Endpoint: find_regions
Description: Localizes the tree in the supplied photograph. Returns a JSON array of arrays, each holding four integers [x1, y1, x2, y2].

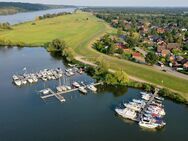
[[116, 47, 124, 54], [114, 70, 129, 85], [183, 44, 188, 51], [62, 47, 74, 62], [126, 36, 135, 48], [105, 73, 117, 85], [48, 39, 67, 52], [117, 28, 123, 36], [145, 52, 158, 65], [94, 57, 109, 80], [105, 70, 129, 85]]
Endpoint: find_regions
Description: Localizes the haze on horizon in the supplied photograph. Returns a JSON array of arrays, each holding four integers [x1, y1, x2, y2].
[[0, 0, 188, 7]]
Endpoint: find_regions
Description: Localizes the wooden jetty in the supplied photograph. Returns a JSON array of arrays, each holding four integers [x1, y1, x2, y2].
[[136, 88, 159, 122], [40, 82, 102, 103]]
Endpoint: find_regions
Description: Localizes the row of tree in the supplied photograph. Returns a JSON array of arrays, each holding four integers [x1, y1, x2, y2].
[[94, 57, 129, 85], [36, 12, 71, 20], [47, 39, 74, 62], [0, 22, 12, 30]]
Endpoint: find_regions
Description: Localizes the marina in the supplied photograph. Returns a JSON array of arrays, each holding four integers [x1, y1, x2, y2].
[[40, 82, 101, 103], [1, 47, 188, 141], [12, 66, 85, 86], [115, 89, 166, 129]]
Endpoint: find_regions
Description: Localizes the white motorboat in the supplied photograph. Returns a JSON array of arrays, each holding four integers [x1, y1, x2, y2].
[[140, 92, 152, 95], [33, 77, 38, 83], [28, 78, 33, 83], [87, 84, 97, 92], [65, 86, 71, 90], [14, 79, 22, 86], [142, 94, 151, 101], [72, 82, 80, 88], [133, 99, 145, 104], [56, 86, 63, 92], [79, 86, 87, 94], [115, 108, 137, 120], [65, 72, 71, 77], [12, 75, 19, 80], [155, 96, 164, 101], [124, 102, 142, 112], [51, 76, 56, 80], [61, 86, 67, 91], [41, 89, 50, 95], [47, 75, 52, 80], [21, 79, 27, 85], [139, 119, 158, 129], [68, 64, 76, 67], [42, 77, 47, 81]]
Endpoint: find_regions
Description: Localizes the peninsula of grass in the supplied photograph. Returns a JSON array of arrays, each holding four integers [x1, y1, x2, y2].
[[0, 11, 188, 101]]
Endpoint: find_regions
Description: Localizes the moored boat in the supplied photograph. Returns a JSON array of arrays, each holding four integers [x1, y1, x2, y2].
[[79, 86, 87, 94], [72, 82, 80, 88], [87, 84, 97, 92], [115, 107, 137, 120]]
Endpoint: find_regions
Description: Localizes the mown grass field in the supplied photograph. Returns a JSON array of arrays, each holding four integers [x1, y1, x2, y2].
[[0, 11, 188, 100]]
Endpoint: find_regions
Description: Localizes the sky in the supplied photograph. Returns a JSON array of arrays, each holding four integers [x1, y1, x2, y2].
[[0, 0, 188, 7]]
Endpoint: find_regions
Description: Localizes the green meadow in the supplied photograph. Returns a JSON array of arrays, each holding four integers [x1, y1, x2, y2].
[[0, 11, 188, 100]]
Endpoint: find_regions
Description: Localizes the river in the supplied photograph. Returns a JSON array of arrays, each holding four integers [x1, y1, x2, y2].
[[0, 47, 188, 141], [0, 8, 75, 25]]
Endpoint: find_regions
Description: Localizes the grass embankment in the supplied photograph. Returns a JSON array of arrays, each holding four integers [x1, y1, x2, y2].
[[0, 11, 188, 100]]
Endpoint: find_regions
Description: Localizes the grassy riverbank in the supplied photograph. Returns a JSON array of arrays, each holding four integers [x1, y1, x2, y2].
[[0, 11, 188, 101]]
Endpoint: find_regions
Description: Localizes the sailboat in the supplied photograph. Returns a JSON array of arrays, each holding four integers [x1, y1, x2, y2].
[[40, 82, 49, 95], [56, 74, 67, 92]]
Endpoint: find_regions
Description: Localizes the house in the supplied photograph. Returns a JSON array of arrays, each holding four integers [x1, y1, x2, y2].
[[169, 55, 175, 62], [173, 61, 181, 67], [124, 24, 132, 30], [139, 26, 148, 33], [181, 28, 187, 32], [116, 43, 126, 49], [157, 27, 165, 34], [183, 61, 188, 70], [150, 35, 162, 42], [167, 43, 180, 51], [132, 52, 145, 63], [132, 52, 141, 58], [176, 56, 184, 62], [157, 41, 167, 53], [112, 19, 118, 24], [181, 58, 188, 65], [161, 49, 171, 57]]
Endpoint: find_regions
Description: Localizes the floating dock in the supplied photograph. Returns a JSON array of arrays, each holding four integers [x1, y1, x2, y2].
[[40, 82, 102, 103], [136, 88, 159, 122]]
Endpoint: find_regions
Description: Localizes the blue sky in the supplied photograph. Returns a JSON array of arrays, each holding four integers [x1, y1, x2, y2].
[[0, 0, 187, 7]]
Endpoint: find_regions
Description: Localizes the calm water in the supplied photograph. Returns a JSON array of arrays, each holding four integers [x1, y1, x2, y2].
[[0, 47, 188, 141], [0, 8, 75, 25]]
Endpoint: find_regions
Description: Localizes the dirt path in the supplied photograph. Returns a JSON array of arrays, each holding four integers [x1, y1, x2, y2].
[[75, 55, 187, 100]]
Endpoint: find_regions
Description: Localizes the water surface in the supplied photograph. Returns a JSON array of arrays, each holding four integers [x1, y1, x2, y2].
[[0, 47, 187, 141], [0, 8, 75, 25]]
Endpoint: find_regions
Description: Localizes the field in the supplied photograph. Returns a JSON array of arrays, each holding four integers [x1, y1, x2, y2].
[[0, 11, 188, 100]]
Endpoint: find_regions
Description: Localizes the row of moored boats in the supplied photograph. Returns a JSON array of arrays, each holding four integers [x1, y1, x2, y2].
[[12, 67, 84, 86], [115, 92, 166, 130], [41, 81, 97, 95]]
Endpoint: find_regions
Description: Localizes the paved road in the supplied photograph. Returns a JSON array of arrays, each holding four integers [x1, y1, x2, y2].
[[75, 56, 187, 96], [154, 65, 188, 80], [134, 47, 188, 80]]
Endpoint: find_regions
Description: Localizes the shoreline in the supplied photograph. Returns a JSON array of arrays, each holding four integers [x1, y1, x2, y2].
[[1, 45, 188, 104], [0, 11, 187, 103]]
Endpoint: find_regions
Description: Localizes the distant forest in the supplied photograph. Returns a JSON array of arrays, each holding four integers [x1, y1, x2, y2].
[[84, 7, 188, 15], [0, 2, 76, 15]]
